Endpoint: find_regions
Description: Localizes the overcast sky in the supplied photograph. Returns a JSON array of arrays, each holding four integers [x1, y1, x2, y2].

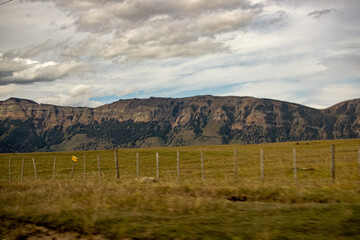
[[0, 0, 359, 108]]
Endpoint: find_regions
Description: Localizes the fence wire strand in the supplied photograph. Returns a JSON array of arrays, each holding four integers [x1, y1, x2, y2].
[[1, 143, 360, 184]]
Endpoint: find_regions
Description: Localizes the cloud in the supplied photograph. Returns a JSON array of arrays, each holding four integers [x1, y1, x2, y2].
[[36, 93, 101, 108], [39, 0, 259, 24], [307, 9, 332, 18], [24, 0, 264, 61], [101, 38, 227, 61], [4, 40, 55, 60], [69, 84, 92, 97], [0, 84, 17, 96], [31, 82, 100, 107], [0, 56, 88, 85], [311, 83, 360, 107], [4, 37, 106, 63], [75, 8, 111, 33], [223, 79, 310, 104]]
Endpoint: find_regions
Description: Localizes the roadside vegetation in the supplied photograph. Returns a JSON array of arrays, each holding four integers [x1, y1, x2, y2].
[[1, 139, 360, 239]]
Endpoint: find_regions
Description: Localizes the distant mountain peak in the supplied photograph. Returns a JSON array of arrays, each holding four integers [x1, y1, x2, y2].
[[3, 97, 38, 105]]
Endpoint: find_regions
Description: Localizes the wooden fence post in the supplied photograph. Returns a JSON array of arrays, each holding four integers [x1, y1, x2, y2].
[[115, 149, 119, 179], [293, 148, 297, 183], [97, 154, 101, 182], [70, 161, 75, 179], [32, 158, 38, 181], [177, 150, 180, 182], [156, 152, 159, 182], [331, 144, 335, 182], [201, 150, 205, 181], [234, 149, 238, 182], [358, 147, 360, 183], [9, 158, 12, 183], [136, 152, 139, 178], [52, 157, 56, 180], [83, 154, 86, 180], [21, 158, 25, 181], [260, 148, 264, 182]]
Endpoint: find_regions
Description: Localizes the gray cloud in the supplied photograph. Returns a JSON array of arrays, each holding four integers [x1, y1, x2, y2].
[[102, 38, 228, 61], [107, 0, 259, 22], [65, 0, 262, 35], [4, 40, 55, 60], [0, 58, 29, 78], [23, 0, 263, 61], [307, 9, 332, 18], [4, 37, 103, 63], [0, 56, 88, 85]]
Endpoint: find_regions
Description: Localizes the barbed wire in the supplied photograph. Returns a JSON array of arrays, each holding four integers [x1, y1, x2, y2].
[[0, 0, 15, 6]]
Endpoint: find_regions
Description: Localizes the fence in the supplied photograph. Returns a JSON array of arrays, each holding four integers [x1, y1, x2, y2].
[[1, 142, 360, 184]]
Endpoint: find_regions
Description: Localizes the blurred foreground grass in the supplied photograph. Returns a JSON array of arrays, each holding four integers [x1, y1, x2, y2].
[[1, 180, 360, 239], [1, 139, 360, 239]]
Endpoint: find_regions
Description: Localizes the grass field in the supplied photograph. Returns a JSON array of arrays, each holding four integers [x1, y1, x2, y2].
[[1, 139, 360, 239]]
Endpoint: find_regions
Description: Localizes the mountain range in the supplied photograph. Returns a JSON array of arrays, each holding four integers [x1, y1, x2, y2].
[[0, 95, 359, 153]]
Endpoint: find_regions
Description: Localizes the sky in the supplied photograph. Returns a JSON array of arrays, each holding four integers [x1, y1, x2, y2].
[[0, 0, 359, 109]]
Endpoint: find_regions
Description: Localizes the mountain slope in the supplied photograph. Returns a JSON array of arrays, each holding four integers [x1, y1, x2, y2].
[[0, 96, 359, 152]]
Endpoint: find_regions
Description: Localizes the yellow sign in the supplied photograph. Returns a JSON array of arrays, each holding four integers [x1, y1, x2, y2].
[[72, 156, 78, 162]]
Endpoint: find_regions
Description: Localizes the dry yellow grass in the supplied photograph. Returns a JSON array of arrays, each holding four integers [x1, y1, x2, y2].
[[1, 139, 360, 239], [1, 139, 359, 184]]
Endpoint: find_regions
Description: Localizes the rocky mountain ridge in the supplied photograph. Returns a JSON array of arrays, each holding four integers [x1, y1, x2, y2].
[[0, 95, 359, 152]]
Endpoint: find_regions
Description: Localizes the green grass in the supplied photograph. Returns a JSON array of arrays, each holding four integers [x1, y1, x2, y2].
[[1, 139, 360, 184], [1, 139, 360, 239]]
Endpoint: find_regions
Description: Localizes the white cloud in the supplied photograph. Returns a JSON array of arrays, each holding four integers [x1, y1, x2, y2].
[[69, 84, 92, 97], [0, 56, 88, 85], [36, 94, 101, 108], [31, 81, 100, 107]]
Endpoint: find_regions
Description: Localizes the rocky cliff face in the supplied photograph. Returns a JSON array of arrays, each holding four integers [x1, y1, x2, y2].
[[0, 96, 359, 152]]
